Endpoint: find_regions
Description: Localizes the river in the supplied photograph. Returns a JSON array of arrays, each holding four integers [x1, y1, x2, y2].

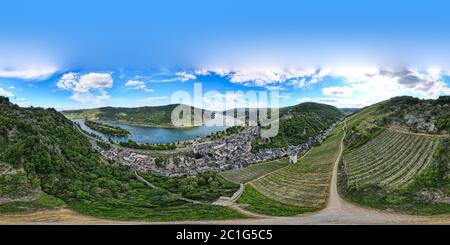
[[73, 119, 231, 144]]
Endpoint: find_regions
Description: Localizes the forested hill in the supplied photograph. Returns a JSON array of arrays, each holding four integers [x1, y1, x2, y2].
[[62, 104, 209, 127], [280, 102, 344, 118], [253, 102, 345, 150], [0, 96, 100, 200], [339, 108, 360, 115]]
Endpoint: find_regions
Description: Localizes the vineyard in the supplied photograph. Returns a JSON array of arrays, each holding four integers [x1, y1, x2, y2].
[[220, 158, 289, 183], [344, 129, 438, 187], [245, 127, 343, 209]]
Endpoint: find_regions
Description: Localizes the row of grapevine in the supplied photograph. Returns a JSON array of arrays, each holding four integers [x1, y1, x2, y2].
[[249, 129, 343, 208], [344, 129, 438, 187], [220, 158, 289, 183]]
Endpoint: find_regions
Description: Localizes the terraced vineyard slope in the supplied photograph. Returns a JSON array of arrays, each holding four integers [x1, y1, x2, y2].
[[221, 158, 289, 184], [243, 127, 343, 211], [339, 96, 450, 215], [344, 129, 438, 187]]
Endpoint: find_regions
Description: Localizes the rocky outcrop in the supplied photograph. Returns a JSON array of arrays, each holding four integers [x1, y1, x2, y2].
[[0, 162, 41, 205], [415, 190, 450, 204], [0, 191, 41, 205], [403, 114, 437, 133]]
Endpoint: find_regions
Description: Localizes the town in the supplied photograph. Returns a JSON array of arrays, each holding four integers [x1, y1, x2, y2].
[[91, 122, 339, 177]]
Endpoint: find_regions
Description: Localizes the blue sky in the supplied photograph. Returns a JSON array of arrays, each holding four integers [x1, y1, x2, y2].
[[0, 0, 449, 110]]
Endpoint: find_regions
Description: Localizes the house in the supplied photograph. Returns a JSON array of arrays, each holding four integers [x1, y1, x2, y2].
[[289, 152, 298, 164]]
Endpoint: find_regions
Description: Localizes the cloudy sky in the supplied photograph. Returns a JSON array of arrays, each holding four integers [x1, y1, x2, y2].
[[0, 0, 449, 110]]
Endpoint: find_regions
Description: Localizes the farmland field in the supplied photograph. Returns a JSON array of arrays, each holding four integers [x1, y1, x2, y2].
[[239, 126, 343, 211], [220, 158, 289, 183], [343, 129, 438, 187]]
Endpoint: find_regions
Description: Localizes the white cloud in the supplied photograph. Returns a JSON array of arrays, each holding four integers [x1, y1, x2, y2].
[[288, 78, 306, 88], [125, 80, 144, 86], [74, 73, 113, 93], [227, 68, 317, 86], [193, 67, 319, 88], [56, 72, 78, 90], [228, 70, 283, 85], [207, 68, 232, 77], [57, 72, 113, 104], [175, 72, 196, 82], [125, 80, 153, 92], [194, 69, 211, 76], [193, 66, 447, 99], [298, 67, 450, 108], [183, 67, 450, 104], [0, 67, 57, 80], [393, 69, 450, 98], [0, 87, 14, 97], [57, 72, 113, 92], [265, 85, 287, 91], [146, 71, 197, 83], [136, 85, 154, 92], [331, 68, 450, 99]]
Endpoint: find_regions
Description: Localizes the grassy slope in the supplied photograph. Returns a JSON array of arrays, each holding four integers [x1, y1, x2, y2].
[[220, 158, 289, 184], [0, 193, 64, 213], [69, 191, 245, 222], [238, 125, 343, 215], [141, 171, 240, 202], [237, 185, 316, 216]]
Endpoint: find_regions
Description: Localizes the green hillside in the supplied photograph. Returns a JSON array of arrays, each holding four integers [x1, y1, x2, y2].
[[0, 96, 244, 221], [253, 102, 344, 150], [63, 104, 210, 127]]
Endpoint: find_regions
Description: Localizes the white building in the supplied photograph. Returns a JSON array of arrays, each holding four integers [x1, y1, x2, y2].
[[289, 152, 298, 164]]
